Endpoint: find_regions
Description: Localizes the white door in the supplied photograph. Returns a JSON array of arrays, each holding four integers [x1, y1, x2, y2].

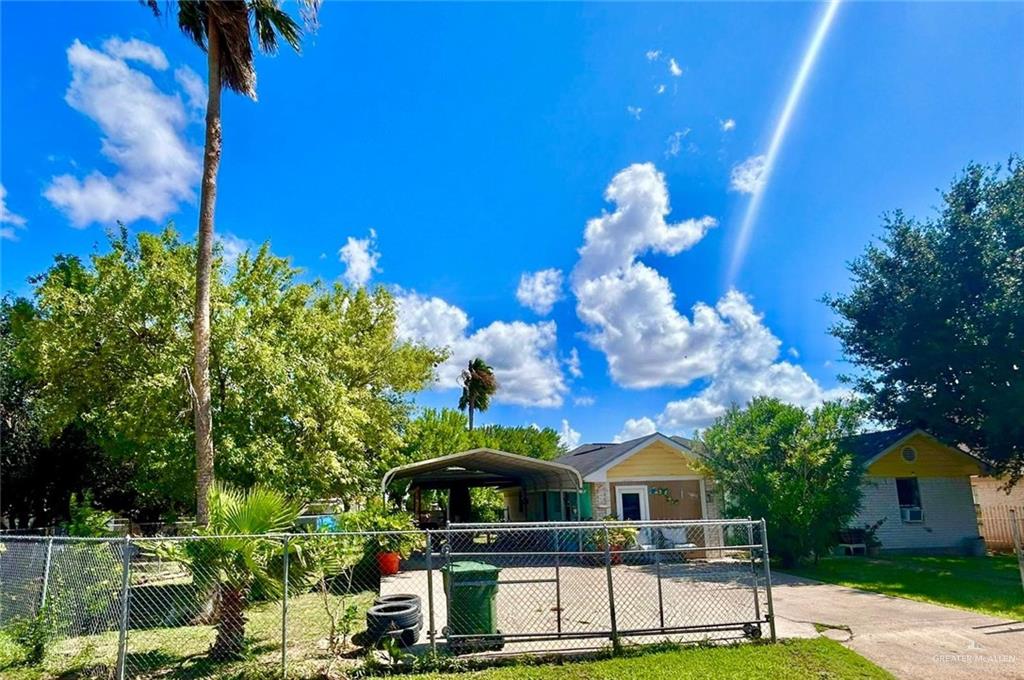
[[615, 485, 651, 545]]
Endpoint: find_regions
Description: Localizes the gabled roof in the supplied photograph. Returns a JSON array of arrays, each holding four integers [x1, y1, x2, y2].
[[555, 432, 701, 479], [840, 426, 919, 467], [840, 426, 987, 470]]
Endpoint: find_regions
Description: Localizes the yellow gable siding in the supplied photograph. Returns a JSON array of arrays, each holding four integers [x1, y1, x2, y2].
[[607, 441, 702, 480], [866, 432, 982, 477]]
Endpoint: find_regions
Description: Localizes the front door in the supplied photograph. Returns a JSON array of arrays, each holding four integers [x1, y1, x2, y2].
[[615, 485, 649, 521], [615, 485, 650, 545]]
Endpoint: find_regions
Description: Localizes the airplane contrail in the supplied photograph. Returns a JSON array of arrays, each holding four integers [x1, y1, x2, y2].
[[727, 0, 842, 285]]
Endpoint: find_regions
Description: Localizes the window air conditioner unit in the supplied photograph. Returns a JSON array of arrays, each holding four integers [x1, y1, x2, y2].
[[900, 507, 923, 522]]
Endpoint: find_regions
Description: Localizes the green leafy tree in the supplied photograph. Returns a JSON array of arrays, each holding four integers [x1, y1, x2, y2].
[[826, 159, 1024, 483], [143, 0, 322, 524], [16, 228, 443, 516], [401, 408, 564, 461], [458, 358, 497, 430], [699, 397, 864, 567]]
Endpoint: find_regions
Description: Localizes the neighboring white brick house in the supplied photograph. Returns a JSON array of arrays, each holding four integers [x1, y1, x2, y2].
[[843, 428, 986, 554], [853, 476, 980, 552]]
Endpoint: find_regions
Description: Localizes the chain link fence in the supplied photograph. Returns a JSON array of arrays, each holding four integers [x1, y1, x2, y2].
[[0, 518, 773, 678]]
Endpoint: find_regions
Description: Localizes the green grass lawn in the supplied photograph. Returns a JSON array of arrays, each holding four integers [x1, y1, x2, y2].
[[404, 639, 892, 680], [1, 589, 376, 680], [787, 554, 1024, 620]]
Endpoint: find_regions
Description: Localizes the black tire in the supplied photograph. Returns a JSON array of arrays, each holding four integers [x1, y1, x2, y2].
[[366, 602, 421, 633], [374, 593, 422, 611], [399, 623, 422, 647]]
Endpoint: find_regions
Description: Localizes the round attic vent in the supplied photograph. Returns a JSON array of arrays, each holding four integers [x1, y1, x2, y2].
[[901, 446, 917, 463]]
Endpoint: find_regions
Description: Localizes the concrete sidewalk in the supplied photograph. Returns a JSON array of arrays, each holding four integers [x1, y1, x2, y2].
[[771, 572, 1023, 680]]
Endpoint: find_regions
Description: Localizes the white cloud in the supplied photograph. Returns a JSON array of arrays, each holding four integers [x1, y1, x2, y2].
[[664, 129, 691, 158], [614, 417, 657, 443], [217, 232, 254, 268], [730, 154, 767, 194], [174, 66, 207, 113], [573, 395, 595, 407], [44, 39, 201, 227], [788, 346, 800, 358], [395, 291, 567, 407], [566, 347, 583, 378], [720, 118, 736, 132], [569, 164, 846, 435], [101, 37, 169, 70], [626, 106, 643, 120], [559, 419, 581, 449], [516, 268, 563, 315], [645, 50, 661, 61], [573, 162, 716, 288], [656, 84, 666, 95], [668, 58, 683, 77], [339, 229, 381, 287], [1, 185, 27, 241]]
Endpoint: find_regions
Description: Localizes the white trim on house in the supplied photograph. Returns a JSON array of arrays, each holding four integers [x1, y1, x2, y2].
[[584, 434, 702, 482], [615, 485, 650, 521]]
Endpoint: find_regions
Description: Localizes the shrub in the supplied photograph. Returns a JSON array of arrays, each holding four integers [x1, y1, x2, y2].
[[699, 397, 864, 567]]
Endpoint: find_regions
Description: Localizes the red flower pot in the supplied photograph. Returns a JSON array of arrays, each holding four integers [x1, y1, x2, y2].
[[377, 551, 401, 575]]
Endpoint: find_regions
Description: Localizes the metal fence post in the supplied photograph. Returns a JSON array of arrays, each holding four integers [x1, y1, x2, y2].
[[39, 537, 54, 612], [554, 528, 562, 634], [603, 526, 618, 647], [281, 536, 289, 679], [654, 543, 665, 630], [1010, 509, 1024, 597], [115, 536, 132, 680], [758, 518, 776, 643], [747, 521, 761, 623], [425, 531, 436, 652]]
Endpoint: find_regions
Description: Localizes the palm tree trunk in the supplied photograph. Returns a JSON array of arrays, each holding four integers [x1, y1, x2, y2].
[[211, 584, 247, 659], [468, 402, 474, 431], [193, 15, 222, 526]]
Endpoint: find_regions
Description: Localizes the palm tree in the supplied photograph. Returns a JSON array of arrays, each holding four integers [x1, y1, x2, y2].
[[458, 358, 497, 431], [144, 0, 320, 524], [153, 483, 305, 658]]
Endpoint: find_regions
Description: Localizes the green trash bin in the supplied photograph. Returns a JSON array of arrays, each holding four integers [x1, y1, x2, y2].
[[442, 560, 503, 651]]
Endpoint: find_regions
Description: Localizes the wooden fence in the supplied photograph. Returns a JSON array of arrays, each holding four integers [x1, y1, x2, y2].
[[976, 504, 1024, 552]]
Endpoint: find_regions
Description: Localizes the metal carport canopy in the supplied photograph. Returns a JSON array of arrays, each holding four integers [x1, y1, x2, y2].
[[381, 448, 583, 493]]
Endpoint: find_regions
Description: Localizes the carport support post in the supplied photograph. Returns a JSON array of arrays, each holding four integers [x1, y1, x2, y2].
[[759, 518, 776, 643], [603, 526, 619, 649], [1010, 509, 1024, 597], [115, 535, 132, 680], [281, 536, 289, 678], [425, 531, 437, 652]]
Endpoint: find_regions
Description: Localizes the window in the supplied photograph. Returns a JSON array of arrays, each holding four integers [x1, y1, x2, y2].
[[895, 477, 923, 522]]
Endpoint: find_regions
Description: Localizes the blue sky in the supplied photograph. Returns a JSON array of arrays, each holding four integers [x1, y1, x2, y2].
[[2, 2, 1022, 447]]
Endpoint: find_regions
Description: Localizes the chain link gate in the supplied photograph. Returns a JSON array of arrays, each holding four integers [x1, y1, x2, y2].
[[425, 518, 774, 655]]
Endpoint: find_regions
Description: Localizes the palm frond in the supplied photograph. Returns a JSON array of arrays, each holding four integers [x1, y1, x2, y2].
[[250, 0, 301, 53]]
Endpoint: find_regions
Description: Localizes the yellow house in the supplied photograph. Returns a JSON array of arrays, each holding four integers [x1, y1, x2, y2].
[[842, 427, 986, 552], [555, 433, 718, 524]]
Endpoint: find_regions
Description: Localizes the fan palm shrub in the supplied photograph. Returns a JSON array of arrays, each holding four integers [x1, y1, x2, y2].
[[153, 483, 303, 658]]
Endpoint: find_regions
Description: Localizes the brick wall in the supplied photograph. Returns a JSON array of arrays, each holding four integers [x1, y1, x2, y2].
[[853, 475, 980, 551]]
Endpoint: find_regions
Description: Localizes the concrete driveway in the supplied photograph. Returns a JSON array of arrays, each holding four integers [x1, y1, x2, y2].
[[772, 572, 1024, 680]]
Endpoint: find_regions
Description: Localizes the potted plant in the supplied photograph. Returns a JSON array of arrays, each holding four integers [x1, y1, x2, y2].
[[594, 516, 639, 565], [365, 509, 420, 576], [863, 518, 885, 557]]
